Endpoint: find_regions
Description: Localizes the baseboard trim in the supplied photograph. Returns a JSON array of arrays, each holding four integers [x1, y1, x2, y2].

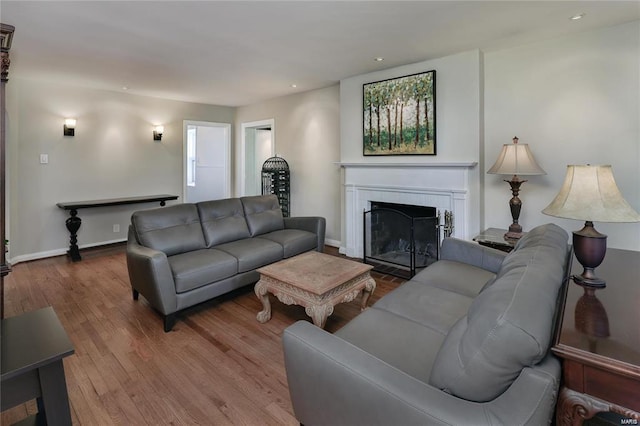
[[9, 238, 127, 265], [12, 237, 342, 266], [324, 238, 341, 248]]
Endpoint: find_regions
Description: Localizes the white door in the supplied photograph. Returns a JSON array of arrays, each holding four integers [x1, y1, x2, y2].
[[184, 121, 231, 203], [241, 119, 275, 196]]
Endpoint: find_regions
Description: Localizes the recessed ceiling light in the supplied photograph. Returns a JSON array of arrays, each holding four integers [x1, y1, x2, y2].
[[122, 86, 129, 91], [290, 84, 297, 88], [570, 13, 585, 20], [374, 57, 384, 62]]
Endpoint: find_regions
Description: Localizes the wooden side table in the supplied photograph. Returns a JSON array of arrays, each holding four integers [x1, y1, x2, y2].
[[552, 248, 640, 424], [1, 306, 75, 425], [473, 228, 520, 252]]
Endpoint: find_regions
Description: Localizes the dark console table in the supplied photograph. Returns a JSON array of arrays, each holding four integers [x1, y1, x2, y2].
[[1, 306, 75, 425], [553, 248, 640, 424], [56, 194, 178, 261]]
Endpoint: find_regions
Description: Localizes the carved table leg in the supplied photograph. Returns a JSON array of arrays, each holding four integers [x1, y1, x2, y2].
[[65, 209, 82, 261], [305, 303, 334, 329], [360, 276, 376, 311], [556, 387, 639, 426], [255, 280, 272, 323]]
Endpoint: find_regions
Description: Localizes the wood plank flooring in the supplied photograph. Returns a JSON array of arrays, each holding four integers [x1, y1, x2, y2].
[[1, 245, 404, 425]]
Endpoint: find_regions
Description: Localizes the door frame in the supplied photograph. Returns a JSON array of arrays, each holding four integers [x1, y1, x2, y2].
[[240, 118, 275, 196], [182, 120, 231, 203]]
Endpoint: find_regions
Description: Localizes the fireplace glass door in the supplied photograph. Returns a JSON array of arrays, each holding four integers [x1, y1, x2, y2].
[[363, 202, 440, 279]]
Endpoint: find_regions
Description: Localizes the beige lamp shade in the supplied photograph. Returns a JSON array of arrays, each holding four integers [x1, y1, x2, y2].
[[487, 137, 546, 176], [542, 165, 640, 223]]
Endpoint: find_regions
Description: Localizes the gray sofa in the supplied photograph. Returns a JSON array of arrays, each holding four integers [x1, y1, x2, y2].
[[283, 223, 571, 425], [127, 195, 325, 331]]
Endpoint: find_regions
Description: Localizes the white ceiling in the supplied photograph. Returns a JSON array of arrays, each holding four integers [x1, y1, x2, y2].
[[2, 1, 639, 107]]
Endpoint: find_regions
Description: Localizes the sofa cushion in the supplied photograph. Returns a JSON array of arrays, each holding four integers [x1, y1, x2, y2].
[[214, 238, 283, 273], [410, 260, 496, 298], [496, 222, 571, 280], [132, 204, 206, 256], [336, 307, 447, 383], [428, 223, 569, 402], [373, 281, 474, 335], [197, 198, 251, 247], [256, 229, 317, 258], [240, 195, 284, 236], [168, 249, 238, 293]]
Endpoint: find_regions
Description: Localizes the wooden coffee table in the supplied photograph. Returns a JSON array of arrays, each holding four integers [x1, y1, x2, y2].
[[254, 251, 376, 328]]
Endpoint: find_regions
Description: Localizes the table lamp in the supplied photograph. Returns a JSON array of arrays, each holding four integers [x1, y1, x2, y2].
[[488, 137, 546, 239], [542, 165, 640, 288]]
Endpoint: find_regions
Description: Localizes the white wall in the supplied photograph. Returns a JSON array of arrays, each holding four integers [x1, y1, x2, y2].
[[340, 50, 482, 164], [235, 85, 341, 245], [484, 21, 640, 250], [6, 78, 235, 261]]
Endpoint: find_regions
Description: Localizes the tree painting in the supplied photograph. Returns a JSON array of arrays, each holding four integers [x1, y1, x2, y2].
[[363, 70, 436, 156]]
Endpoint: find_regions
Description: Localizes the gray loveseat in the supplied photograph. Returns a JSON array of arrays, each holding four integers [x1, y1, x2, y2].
[[283, 223, 571, 425], [127, 195, 325, 331]]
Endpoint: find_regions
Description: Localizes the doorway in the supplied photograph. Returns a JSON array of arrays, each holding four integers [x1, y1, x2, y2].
[[240, 119, 275, 196], [183, 120, 231, 203]]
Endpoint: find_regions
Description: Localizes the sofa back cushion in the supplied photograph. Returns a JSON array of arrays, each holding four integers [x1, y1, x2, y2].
[[240, 195, 284, 236], [197, 198, 251, 247], [429, 223, 569, 402], [131, 203, 206, 256]]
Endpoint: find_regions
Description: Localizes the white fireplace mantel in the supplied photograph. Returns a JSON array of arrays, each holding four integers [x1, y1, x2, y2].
[[337, 161, 478, 168], [341, 161, 478, 258]]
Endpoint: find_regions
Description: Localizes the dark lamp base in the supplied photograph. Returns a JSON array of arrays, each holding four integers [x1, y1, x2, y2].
[[572, 273, 606, 289], [503, 176, 526, 240], [504, 230, 523, 240], [572, 221, 607, 289]]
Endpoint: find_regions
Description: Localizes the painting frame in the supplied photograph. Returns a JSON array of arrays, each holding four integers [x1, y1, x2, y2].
[[363, 70, 436, 156]]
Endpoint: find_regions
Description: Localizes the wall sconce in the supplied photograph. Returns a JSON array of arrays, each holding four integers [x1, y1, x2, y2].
[[153, 125, 164, 141], [63, 118, 76, 136]]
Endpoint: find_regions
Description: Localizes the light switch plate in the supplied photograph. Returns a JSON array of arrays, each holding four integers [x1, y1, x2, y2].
[[39, 154, 49, 164]]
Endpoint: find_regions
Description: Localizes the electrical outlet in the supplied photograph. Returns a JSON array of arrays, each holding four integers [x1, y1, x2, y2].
[[113, 224, 120, 233], [40, 154, 49, 164]]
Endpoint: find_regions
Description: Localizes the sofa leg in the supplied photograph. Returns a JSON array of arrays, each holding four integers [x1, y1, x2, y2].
[[132, 289, 139, 301], [163, 313, 177, 332]]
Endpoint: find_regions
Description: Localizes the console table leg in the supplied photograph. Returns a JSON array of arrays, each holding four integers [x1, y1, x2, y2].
[[65, 209, 82, 261]]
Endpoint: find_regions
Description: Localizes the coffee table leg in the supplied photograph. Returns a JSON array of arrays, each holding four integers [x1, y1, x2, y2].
[[360, 277, 377, 310], [306, 304, 334, 329], [255, 280, 272, 323]]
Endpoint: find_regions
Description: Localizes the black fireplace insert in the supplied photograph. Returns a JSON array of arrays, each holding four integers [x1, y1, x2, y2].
[[363, 201, 442, 279]]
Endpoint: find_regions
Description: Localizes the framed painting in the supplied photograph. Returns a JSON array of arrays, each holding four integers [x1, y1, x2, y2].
[[363, 70, 436, 156]]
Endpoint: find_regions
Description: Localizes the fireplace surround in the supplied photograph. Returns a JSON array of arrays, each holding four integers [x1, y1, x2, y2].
[[341, 162, 478, 259]]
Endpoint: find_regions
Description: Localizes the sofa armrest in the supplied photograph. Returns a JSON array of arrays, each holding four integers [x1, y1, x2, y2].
[[283, 321, 559, 426], [440, 237, 507, 274], [126, 227, 177, 315], [284, 216, 326, 252]]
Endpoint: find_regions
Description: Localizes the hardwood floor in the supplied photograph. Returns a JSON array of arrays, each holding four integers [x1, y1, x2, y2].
[[2, 245, 404, 425]]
